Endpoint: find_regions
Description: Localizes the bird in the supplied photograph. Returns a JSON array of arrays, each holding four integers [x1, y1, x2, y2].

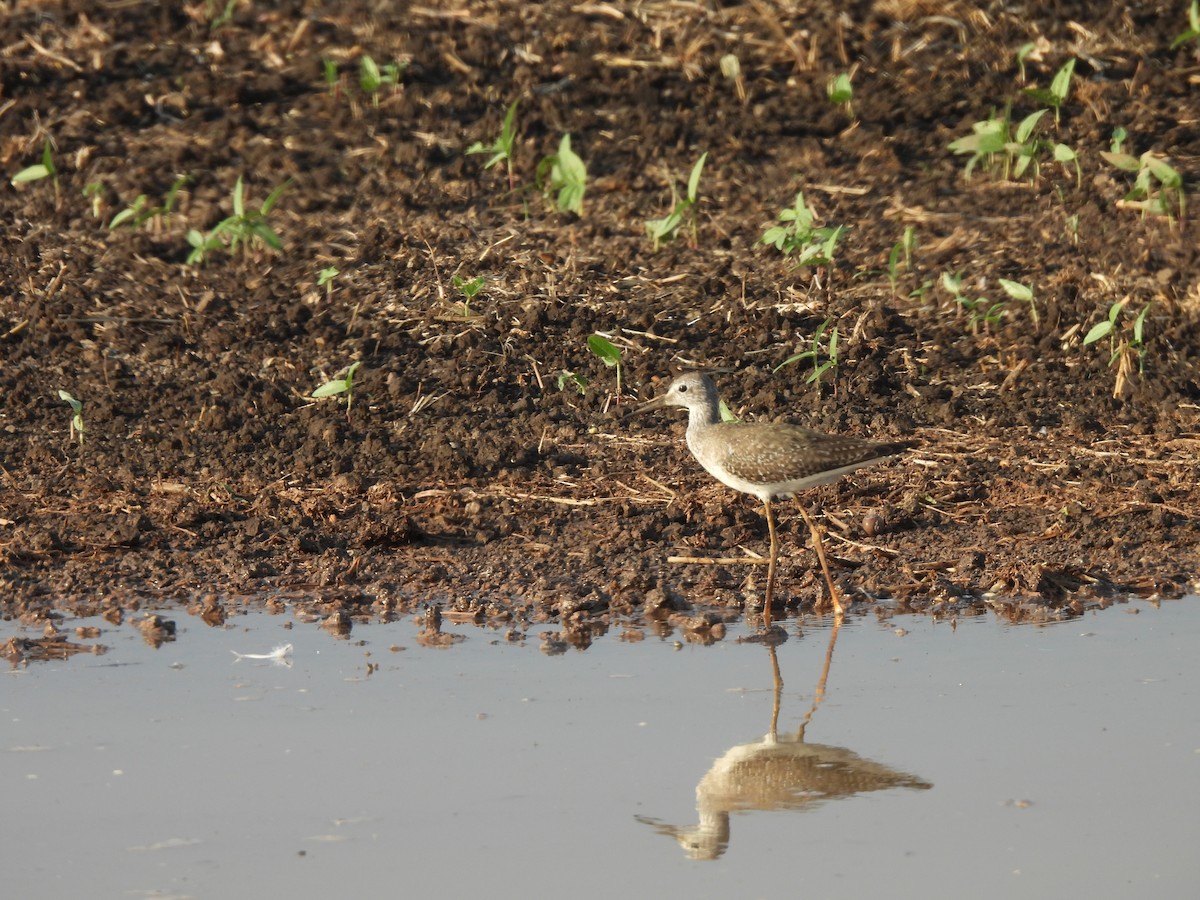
[[630, 371, 909, 626]]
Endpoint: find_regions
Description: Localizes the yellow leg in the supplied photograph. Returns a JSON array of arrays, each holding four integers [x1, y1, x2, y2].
[[763, 498, 777, 628], [799, 505, 844, 617]]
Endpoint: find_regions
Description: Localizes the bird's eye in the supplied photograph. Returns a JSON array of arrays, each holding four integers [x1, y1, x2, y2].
[[678, 385, 688, 393]]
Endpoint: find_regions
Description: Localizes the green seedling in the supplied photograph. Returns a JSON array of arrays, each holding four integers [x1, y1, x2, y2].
[[999, 278, 1038, 328], [207, 0, 239, 29], [761, 192, 846, 272], [187, 175, 289, 265], [57, 390, 85, 447], [111, 175, 189, 232], [467, 100, 519, 192], [1052, 141, 1081, 186], [887, 243, 904, 297], [317, 266, 340, 300], [943, 272, 1005, 335], [557, 370, 588, 396], [1065, 212, 1080, 244], [718, 399, 739, 423], [1024, 58, 1075, 126], [537, 134, 587, 215], [82, 181, 104, 218], [586, 334, 622, 402], [1171, 0, 1200, 49], [827, 71, 853, 117], [773, 317, 840, 394], [11, 140, 58, 199], [949, 106, 1076, 184], [908, 278, 935, 302], [1015, 42, 1036, 82], [359, 55, 403, 106], [645, 151, 707, 250], [1100, 140, 1186, 222], [901, 225, 916, 270], [886, 226, 917, 297], [450, 274, 485, 318], [1082, 302, 1151, 399], [312, 361, 362, 418], [1110, 126, 1128, 154], [322, 59, 340, 95]]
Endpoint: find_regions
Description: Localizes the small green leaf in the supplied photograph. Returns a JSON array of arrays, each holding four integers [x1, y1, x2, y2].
[[232, 175, 246, 217], [1014, 109, 1048, 143], [557, 370, 587, 395], [1133, 303, 1151, 343], [587, 334, 621, 367], [999, 279, 1033, 302], [12, 164, 51, 184], [1049, 58, 1076, 104], [827, 72, 853, 105], [1082, 320, 1113, 345], [58, 390, 82, 414], [452, 274, 485, 298], [1143, 155, 1181, 188], [686, 151, 707, 203], [1052, 144, 1077, 163]]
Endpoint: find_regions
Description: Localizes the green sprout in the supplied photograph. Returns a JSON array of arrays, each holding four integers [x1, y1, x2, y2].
[[886, 226, 917, 297], [943, 272, 1006, 335], [187, 175, 289, 266], [322, 59, 340, 95], [827, 71, 853, 117], [1024, 58, 1075, 126], [773, 316, 840, 394], [82, 181, 104, 219], [317, 266, 340, 300], [537, 134, 587, 215], [1015, 42, 1036, 82], [467, 100, 519, 192], [557, 370, 588, 396], [110, 175, 189, 232], [1100, 139, 1186, 222], [1110, 127, 1128, 154], [208, 0, 238, 30], [11, 140, 58, 200], [999, 278, 1038, 328], [450, 274, 485, 318], [58, 390, 85, 447], [312, 361, 362, 418], [586, 334, 622, 402], [1065, 212, 1080, 244], [949, 107, 1076, 184], [359, 55, 403, 106], [760, 191, 846, 272], [645, 151, 707, 250], [1171, 1, 1200, 50], [1082, 302, 1152, 398]]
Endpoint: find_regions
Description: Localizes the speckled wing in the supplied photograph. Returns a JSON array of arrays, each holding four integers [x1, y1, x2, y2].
[[713, 423, 907, 494]]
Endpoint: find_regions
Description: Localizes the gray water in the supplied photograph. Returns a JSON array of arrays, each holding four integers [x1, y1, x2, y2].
[[4, 598, 1198, 899]]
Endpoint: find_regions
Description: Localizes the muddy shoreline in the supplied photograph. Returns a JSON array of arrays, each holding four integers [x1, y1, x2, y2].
[[3, 2, 1198, 650]]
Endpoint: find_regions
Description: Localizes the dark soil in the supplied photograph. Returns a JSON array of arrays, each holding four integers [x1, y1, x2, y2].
[[3, 1, 1199, 654]]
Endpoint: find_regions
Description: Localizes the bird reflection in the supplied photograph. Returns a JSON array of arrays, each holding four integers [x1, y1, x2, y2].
[[638, 619, 932, 860]]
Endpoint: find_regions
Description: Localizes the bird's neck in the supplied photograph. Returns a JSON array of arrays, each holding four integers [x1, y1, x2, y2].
[[686, 400, 722, 436]]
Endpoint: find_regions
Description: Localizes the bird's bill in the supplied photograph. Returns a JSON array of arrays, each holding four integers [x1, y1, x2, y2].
[[626, 391, 670, 417]]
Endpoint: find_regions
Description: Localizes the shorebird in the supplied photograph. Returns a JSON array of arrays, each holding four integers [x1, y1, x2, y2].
[[632, 371, 909, 625]]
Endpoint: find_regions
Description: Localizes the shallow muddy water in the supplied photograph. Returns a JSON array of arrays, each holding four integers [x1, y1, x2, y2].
[[4, 599, 1198, 899]]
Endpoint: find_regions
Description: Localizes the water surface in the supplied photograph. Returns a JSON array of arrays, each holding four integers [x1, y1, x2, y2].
[[4, 599, 1198, 898]]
